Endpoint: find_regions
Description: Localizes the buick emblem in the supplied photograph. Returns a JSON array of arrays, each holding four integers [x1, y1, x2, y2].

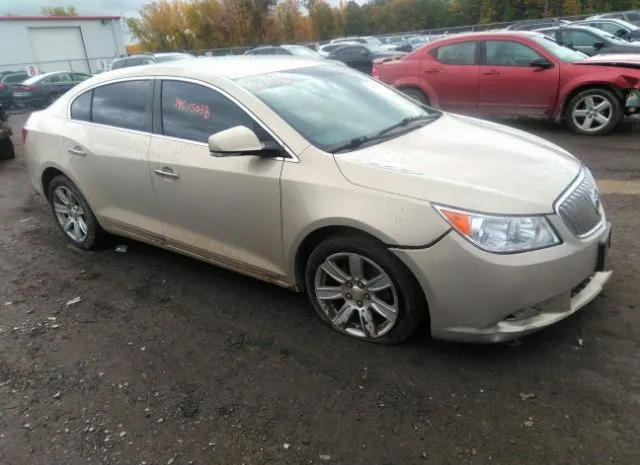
[[589, 187, 600, 212]]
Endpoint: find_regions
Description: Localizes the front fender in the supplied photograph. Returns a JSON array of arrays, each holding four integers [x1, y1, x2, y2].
[[555, 77, 634, 121]]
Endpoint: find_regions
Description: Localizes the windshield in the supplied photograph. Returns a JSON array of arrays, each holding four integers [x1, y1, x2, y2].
[[283, 45, 325, 59], [235, 65, 438, 152], [531, 35, 588, 62]]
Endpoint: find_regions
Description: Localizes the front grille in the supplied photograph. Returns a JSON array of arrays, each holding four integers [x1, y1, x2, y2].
[[556, 168, 603, 238]]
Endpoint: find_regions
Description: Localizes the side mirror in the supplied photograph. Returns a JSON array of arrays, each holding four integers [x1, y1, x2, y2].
[[208, 126, 281, 158], [593, 41, 605, 50], [530, 57, 554, 69], [616, 29, 628, 37]]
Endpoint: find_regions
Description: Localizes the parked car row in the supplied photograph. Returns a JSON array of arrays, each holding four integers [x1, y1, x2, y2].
[[23, 56, 613, 345], [245, 40, 406, 75]]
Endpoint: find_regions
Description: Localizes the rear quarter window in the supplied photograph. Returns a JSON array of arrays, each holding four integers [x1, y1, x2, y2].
[[70, 90, 92, 122]]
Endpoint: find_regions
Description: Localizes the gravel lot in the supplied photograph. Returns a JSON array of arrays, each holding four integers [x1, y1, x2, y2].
[[1, 112, 639, 465]]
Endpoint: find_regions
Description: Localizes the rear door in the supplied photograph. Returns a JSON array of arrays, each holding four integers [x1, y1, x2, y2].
[[337, 46, 371, 73], [421, 40, 479, 114], [478, 39, 559, 118], [62, 79, 162, 239]]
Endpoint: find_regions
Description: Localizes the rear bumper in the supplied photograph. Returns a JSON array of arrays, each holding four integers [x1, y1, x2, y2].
[[391, 218, 612, 343], [12, 95, 41, 107]]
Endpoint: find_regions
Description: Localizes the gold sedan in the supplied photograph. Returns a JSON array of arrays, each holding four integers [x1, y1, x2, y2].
[[23, 57, 612, 344]]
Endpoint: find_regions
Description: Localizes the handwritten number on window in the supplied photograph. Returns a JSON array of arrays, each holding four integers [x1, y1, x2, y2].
[[175, 97, 211, 120]]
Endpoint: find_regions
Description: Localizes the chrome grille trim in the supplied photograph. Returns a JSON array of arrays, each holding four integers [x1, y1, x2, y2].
[[555, 167, 603, 239]]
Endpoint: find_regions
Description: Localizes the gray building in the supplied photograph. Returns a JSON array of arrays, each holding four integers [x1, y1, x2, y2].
[[0, 15, 126, 75]]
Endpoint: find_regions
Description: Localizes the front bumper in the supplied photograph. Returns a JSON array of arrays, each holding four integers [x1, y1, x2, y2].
[[391, 218, 612, 343]]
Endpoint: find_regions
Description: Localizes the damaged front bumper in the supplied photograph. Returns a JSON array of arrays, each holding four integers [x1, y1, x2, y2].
[[625, 88, 640, 116]]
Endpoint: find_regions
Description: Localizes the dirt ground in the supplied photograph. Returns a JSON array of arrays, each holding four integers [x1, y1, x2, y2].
[[1, 112, 639, 465]]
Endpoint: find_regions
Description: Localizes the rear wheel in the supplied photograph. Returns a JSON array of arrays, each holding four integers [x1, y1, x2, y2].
[[0, 136, 14, 161], [565, 88, 622, 136], [400, 87, 429, 105], [304, 233, 427, 344], [47, 175, 107, 250]]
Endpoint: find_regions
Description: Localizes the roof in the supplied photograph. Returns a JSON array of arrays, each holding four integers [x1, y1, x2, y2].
[[92, 56, 325, 82], [0, 15, 120, 21], [432, 30, 541, 40]]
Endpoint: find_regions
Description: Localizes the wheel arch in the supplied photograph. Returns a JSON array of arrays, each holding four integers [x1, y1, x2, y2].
[[41, 165, 66, 201], [293, 224, 396, 293], [555, 82, 625, 122]]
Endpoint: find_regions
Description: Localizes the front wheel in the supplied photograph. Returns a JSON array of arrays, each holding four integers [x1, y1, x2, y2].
[[304, 234, 427, 344], [565, 88, 622, 136], [47, 175, 107, 249]]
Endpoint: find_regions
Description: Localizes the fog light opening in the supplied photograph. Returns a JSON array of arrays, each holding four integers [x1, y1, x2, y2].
[[504, 303, 544, 322]]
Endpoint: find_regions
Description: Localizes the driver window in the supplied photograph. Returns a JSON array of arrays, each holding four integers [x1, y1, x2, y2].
[[485, 40, 543, 66], [160, 80, 269, 144], [562, 30, 596, 47]]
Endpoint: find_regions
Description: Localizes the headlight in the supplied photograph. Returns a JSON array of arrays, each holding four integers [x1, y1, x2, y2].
[[434, 205, 560, 253]]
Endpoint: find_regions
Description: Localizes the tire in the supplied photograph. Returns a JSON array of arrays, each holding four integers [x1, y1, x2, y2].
[[400, 87, 429, 105], [47, 174, 107, 250], [304, 233, 427, 344], [565, 88, 622, 136], [0, 136, 14, 161]]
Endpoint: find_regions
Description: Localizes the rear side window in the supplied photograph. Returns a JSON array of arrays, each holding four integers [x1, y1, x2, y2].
[[92, 80, 151, 131], [432, 41, 477, 65], [70, 90, 92, 122]]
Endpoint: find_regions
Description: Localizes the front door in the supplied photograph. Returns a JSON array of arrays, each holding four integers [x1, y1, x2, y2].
[[478, 40, 560, 118], [149, 79, 285, 279], [421, 40, 479, 114]]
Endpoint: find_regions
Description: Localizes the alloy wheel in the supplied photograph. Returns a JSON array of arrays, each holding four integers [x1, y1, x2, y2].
[[571, 94, 613, 133], [313, 252, 399, 339], [52, 185, 89, 243]]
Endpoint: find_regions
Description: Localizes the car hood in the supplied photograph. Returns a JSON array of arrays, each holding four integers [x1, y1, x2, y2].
[[334, 114, 581, 215], [577, 53, 640, 68]]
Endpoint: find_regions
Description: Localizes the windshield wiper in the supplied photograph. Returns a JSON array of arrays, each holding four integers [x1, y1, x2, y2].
[[328, 114, 439, 153], [375, 114, 439, 136]]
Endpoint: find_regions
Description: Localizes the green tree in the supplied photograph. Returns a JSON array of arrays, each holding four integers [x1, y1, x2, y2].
[[479, 0, 496, 23], [40, 5, 78, 16], [562, 0, 581, 14], [343, 1, 366, 35]]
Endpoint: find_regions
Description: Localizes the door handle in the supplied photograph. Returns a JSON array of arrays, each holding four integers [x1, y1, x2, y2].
[[482, 70, 501, 75], [424, 68, 439, 73], [68, 147, 86, 157], [154, 168, 179, 180]]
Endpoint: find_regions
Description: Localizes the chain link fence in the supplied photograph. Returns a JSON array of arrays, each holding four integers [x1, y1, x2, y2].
[[0, 56, 119, 76]]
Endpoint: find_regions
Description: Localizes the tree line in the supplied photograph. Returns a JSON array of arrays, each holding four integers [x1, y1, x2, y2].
[[5, 1, 637, 51], [126, 0, 637, 50]]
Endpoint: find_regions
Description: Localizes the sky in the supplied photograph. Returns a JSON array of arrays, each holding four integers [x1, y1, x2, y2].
[[0, 0, 148, 19]]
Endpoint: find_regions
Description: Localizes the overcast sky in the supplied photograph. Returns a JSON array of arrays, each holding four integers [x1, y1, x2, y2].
[[0, 0, 148, 19]]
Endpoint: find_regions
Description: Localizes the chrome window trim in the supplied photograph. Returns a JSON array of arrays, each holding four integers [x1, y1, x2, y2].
[[67, 75, 299, 163]]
